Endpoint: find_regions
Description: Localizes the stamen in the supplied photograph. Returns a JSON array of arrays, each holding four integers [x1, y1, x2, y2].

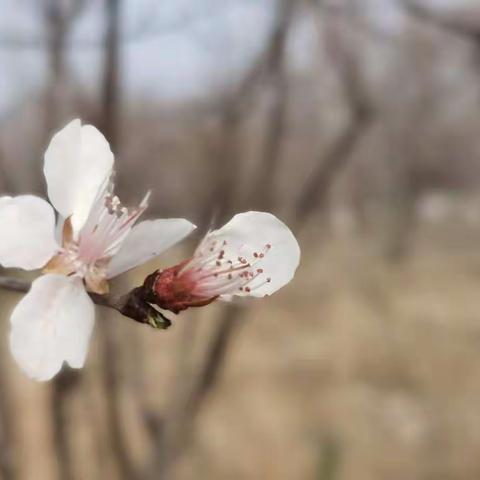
[[183, 235, 274, 297], [72, 184, 150, 273]]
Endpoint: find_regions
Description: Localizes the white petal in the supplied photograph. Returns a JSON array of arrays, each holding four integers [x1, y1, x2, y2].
[[44, 119, 114, 233], [107, 218, 196, 278], [9, 274, 95, 381], [213, 211, 300, 298], [0, 195, 58, 270]]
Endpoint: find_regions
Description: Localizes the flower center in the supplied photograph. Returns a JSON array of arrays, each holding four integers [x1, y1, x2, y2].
[[44, 182, 149, 294], [180, 237, 272, 297], [76, 190, 148, 265]]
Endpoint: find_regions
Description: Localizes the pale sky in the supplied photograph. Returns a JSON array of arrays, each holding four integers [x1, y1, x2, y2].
[[0, 0, 474, 115]]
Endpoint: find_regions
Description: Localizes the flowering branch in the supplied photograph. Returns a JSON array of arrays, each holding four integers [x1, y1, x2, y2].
[[0, 275, 172, 329]]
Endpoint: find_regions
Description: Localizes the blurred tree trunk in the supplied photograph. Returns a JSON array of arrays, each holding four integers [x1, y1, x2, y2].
[[378, 24, 437, 261], [43, 0, 85, 143], [101, 0, 121, 145], [35, 0, 72, 196], [44, 0, 69, 133], [44, 3, 87, 480], [44, 0, 87, 127], [0, 359, 15, 480], [51, 371, 81, 480], [0, 145, 15, 194], [98, 2, 140, 480]]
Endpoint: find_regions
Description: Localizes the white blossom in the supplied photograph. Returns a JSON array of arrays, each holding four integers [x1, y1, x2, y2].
[[0, 119, 196, 381], [152, 211, 300, 313]]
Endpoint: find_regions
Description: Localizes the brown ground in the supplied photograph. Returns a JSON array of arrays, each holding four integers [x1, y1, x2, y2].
[[1, 220, 480, 480]]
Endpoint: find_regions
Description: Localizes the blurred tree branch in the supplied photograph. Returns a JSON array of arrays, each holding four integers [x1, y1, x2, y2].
[[0, 355, 15, 480], [98, 2, 143, 478], [51, 369, 80, 480], [0, 0, 232, 50], [44, 0, 82, 126], [293, 0, 374, 228], [399, 0, 480, 40], [320, 2, 395, 41], [149, 2, 302, 478], [204, 0, 299, 225], [0, 146, 15, 194], [144, 305, 243, 480], [100, 0, 121, 145], [399, 0, 480, 72], [250, 0, 297, 211], [43, 0, 82, 158]]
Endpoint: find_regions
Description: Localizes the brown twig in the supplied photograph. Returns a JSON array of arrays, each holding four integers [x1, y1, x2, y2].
[[0, 275, 171, 328], [0, 275, 119, 309]]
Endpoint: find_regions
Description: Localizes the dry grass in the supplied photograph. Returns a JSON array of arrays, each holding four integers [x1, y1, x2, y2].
[[2, 221, 480, 479]]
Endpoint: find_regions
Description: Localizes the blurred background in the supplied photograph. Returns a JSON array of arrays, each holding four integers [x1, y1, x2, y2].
[[1, 0, 480, 479]]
